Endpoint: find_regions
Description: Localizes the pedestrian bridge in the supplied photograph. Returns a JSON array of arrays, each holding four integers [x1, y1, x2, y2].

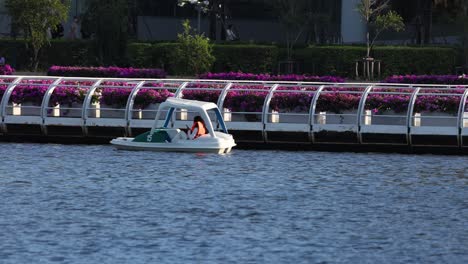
[[1, 75, 468, 152]]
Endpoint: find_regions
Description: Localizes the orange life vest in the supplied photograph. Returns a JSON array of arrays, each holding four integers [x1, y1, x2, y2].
[[190, 121, 207, 139]]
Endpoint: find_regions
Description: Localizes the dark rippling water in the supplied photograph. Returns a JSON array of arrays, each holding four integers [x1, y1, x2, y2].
[[0, 143, 468, 264]]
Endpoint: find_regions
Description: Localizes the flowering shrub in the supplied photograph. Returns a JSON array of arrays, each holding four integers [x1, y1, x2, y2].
[[0, 86, 5, 98], [50, 87, 80, 106], [316, 92, 361, 113], [134, 88, 174, 109], [270, 93, 313, 112], [414, 95, 461, 113], [199, 72, 346, 83], [180, 83, 225, 103], [270, 89, 315, 112], [383, 74, 468, 85], [223, 85, 269, 113], [0, 64, 15, 75], [10, 85, 48, 105], [99, 88, 131, 108], [224, 91, 267, 113], [197, 73, 346, 113], [0, 79, 11, 98], [8, 80, 55, 105], [3, 73, 468, 116], [99, 82, 174, 108], [366, 94, 410, 114], [48, 66, 167, 78], [182, 90, 220, 103]]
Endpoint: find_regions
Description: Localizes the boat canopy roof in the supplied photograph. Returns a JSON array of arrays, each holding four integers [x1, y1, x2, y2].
[[153, 97, 229, 134], [159, 98, 219, 112]]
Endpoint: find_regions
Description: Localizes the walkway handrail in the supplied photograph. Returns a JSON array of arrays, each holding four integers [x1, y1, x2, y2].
[[41, 77, 63, 119], [125, 80, 147, 122], [0, 77, 22, 121], [262, 84, 279, 142], [457, 89, 468, 147], [174, 82, 189, 98], [40, 78, 63, 135], [82, 79, 104, 120], [357, 85, 374, 144], [216, 82, 233, 110], [82, 79, 104, 136], [2, 75, 468, 149], [310, 85, 326, 144], [407, 86, 420, 146]]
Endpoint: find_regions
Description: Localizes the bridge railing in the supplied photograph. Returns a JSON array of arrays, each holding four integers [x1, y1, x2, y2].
[[1, 75, 468, 147]]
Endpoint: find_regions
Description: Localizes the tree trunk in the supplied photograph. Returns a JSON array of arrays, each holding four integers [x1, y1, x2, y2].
[[209, 0, 218, 40], [366, 31, 370, 58], [464, 17, 468, 66], [32, 46, 40, 72], [423, 0, 432, 44], [220, 0, 227, 41], [464, 3, 468, 66], [286, 32, 291, 61]]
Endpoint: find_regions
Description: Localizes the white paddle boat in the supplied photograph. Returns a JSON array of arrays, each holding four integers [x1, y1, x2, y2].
[[110, 98, 236, 153]]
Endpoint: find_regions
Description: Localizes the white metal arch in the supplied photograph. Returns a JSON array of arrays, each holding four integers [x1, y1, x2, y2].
[[0, 75, 467, 149]]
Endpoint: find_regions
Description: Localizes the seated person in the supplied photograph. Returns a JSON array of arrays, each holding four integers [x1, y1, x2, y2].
[[188, 115, 207, 139]]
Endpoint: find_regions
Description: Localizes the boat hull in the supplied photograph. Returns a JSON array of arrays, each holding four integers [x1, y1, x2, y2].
[[110, 137, 235, 154]]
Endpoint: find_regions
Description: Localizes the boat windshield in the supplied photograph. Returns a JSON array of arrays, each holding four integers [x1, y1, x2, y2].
[[213, 108, 228, 133], [160, 107, 228, 134], [162, 108, 175, 128]]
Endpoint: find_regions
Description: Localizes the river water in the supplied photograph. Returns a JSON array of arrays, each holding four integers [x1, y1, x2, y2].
[[0, 143, 467, 264]]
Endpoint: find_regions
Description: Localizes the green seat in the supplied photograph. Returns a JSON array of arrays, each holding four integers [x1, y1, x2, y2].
[[133, 130, 171, 143]]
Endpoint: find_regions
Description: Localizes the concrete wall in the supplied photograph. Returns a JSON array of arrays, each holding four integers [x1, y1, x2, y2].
[[138, 16, 300, 43], [0, 14, 10, 36], [0, 0, 364, 44], [341, 0, 366, 43], [0, 0, 9, 36], [138, 16, 209, 41]]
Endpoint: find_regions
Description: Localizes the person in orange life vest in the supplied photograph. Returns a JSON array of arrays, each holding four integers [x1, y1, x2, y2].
[[189, 115, 207, 139]]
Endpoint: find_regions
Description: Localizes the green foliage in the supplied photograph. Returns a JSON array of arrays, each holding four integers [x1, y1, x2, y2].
[[0, 38, 458, 79], [212, 45, 279, 73], [374, 46, 457, 76], [5, 0, 69, 71], [171, 20, 215, 76], [296, 45, 457, 78], [150, 43, 181, 73], [295, 46, 364, 77], [44, 40, 95, 67], [127, 43, 277, 74], [127, 43, 154, 68], [264, 0, 310, 60], [83, 0, 128, 65], [356, 0, 388, 22], [372, 11, 405, 53], [0, 39, 94, 70], [356, 0, 405, 58], [0, 39, 28, 69], [127, 42, 179, 70], [375, 11, 405, 33]]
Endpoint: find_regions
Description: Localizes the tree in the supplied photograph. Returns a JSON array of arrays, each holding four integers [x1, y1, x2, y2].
[[357, 0, 405, 58], [171, 20, 215, 76], [433, 0, 468, 66], [178, 0, 227, 41], [83, 0, 128, 65], [178, 0, 210, 34], [6, 0, 69, 71], [265, 0, 310, 61]]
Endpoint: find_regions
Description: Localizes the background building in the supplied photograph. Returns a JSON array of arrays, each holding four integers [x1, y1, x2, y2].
[[0, 0, 462, 45]]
